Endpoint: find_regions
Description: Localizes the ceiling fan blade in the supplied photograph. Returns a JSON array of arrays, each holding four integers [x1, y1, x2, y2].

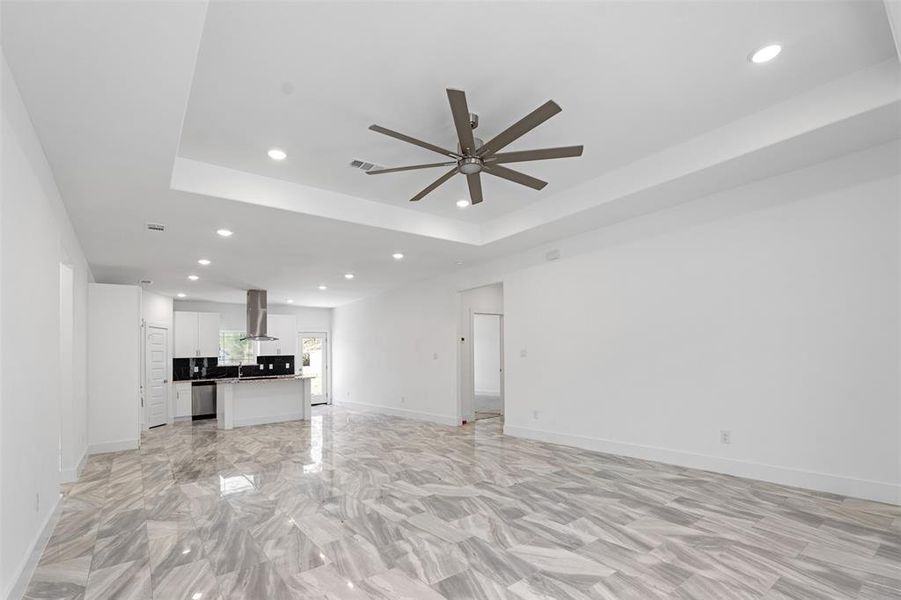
[[366, 161, 456, 175], [369, 125, 460, 158], [447, 89, 477, 156], [477, 100, 562, 157], [466, 173, 483, 204], [483, 164, 547, 190], [410, 168, 458, 202], [485, 145, 583, 164]]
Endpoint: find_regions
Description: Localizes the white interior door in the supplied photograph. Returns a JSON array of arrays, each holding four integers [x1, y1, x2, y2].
[[298, 333, 328, 405], [146, 326, 169, 428]]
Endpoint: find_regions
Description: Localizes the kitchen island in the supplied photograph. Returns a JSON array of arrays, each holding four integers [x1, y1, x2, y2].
[[216, 375, 314, 430]]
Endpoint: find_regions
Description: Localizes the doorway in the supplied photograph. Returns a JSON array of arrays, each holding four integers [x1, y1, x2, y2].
[[298, 332, 329, 405], [472, 313, 504, 421], [144, 325, 169, 428]]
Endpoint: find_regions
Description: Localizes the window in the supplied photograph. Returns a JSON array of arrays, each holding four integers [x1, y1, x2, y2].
[[219, 330, 256, 364]]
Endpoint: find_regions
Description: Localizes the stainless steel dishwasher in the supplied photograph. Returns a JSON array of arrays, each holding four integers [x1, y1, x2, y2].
[[191, 381, 217, 420]]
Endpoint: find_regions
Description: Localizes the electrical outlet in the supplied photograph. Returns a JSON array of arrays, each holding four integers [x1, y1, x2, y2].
[[532, 410, 539, 420], [720, 430, 732, 445], [520, 349, 528, 358], [400, 396, 406, 404], [432, 352, 438, 360]]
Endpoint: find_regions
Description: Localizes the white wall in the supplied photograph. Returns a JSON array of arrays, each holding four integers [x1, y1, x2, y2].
[[332, 278, 459, 425], [1, 54, 93, 598], [332, 143, 900, 504], [87, 284, 141, 453], [504, 175, 899, 504], [473, 314, 502, 396], [174, 299, 330, 333]]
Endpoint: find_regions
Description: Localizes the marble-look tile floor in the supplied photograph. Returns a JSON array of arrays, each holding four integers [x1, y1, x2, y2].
[[23, 406, 900, 599]]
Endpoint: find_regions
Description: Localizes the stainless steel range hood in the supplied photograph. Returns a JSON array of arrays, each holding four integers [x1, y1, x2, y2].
[[241, 289, 278, 341]]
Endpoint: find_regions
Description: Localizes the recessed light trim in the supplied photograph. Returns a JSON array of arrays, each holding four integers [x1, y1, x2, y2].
[[749, 43, 781, 64], [188, 275, 199, 281], [177, 293, 186, 298], [344, 273, 354, 280], [216, 229, 233, 237], [197, 258, 211, 266], [392, 252, 404, 260], [318, 285, 327, 291], [456, 199, 470, 208], [267, 148, 287, 161]]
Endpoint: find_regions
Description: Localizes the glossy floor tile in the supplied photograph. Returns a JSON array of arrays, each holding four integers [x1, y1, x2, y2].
[[22, 406, 901, 599]]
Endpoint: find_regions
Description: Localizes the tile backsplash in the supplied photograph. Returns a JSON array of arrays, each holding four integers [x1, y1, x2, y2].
[[173, 355, 294, 380], [242, 355, 295, 377]]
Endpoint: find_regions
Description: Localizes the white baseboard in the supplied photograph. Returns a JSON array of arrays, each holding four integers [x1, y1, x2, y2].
[[59, 450, 88, 483], [3, 493, 62, 600], [334, 400, 459, 427], [503, 424, 900, 506], [234, 412, 305, 428], [87, 438, 139, 455]]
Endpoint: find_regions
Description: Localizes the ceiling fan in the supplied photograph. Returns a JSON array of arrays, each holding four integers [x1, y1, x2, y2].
[[366, 89, 583, 205]]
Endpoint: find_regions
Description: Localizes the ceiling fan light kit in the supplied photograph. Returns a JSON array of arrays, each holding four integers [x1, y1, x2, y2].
[[366, 88, 584, 205]]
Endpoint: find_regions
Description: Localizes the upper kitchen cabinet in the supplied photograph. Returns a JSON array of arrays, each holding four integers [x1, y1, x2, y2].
[[258, 314, 297, 357], [174, 311, 220, 358], [197, 312, 220, 357]]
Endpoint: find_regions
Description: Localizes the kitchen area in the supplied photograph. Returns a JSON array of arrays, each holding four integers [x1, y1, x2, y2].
[[169, 290, 328, 430]]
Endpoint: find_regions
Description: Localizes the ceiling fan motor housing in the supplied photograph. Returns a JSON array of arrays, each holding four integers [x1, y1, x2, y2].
[[458, 157, 483, 174]]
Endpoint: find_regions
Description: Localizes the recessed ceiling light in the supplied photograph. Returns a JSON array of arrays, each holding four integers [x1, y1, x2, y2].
[[216, 229, 233, 237], [392, 252, 404, 260], [267, 148, 287, 161], [456, 199, 470, 208], [286, 299, 294, 304], [318, 285, 327, 291], [344, 273, 354, 280], [177, 293, 186, 298], [188, 275, 199, 281], [749, 44, 781, 64], [455, 260, 463, 265], [197, 258, 211, 266]]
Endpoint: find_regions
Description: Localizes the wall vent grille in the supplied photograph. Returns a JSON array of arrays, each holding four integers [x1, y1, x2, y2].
[[146, 223, 166, 232]]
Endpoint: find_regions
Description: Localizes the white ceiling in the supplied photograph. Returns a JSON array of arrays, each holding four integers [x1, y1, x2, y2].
[[1, 1, 899, 306], [179, 1, 893, 222]]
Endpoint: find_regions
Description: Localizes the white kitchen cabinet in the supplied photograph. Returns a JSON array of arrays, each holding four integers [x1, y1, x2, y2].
[[174, 311, 220, 358], [174, 311, 197, 358], [197, 312, 220, 357], [174, 382, 192, 418], [258, 314, 297, 357]]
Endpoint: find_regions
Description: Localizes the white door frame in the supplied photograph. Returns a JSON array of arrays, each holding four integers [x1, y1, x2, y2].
[[470, 312, 504, 421], [144, 322, 170, 429], [298, 331, 329, 405]]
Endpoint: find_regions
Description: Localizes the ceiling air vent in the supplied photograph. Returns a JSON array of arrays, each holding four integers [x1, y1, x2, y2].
[[349, 159, 383, 172], [146, 222, 166, 232], [139, 279, 153, 286]]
